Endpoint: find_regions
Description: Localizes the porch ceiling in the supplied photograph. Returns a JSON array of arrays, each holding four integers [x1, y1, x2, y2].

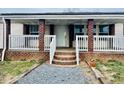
[[11, 19, 124, 25], [11, 19, 39, 24]]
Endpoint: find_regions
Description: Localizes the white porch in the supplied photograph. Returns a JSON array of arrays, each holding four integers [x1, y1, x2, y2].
[[1, 10, 124, 64], [6, 19, 124, 65], [8, 35, 124, 52], [7, 19, 124, 51]]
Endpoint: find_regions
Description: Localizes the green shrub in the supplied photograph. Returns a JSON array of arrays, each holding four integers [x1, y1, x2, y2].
[[0, 61, 11, 65], [38, 59, 45, 65], [108, 59, 117, 62], [30, 60, 36, 63], [95, 59, 103, 63], [4, 58, 11, 61], [0, 61, 5, 65], [112, 73, 120, 80], [20, 59, 26, 61]]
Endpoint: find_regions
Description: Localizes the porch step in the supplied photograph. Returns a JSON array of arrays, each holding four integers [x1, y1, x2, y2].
[[54, 55, 76, 60], [55, 50, 75, 55], [53, 49, 77, 65], [53, 59, 76, 65]]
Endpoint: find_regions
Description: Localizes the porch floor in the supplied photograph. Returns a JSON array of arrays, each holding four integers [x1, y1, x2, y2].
[[56, 48, 75, 52]]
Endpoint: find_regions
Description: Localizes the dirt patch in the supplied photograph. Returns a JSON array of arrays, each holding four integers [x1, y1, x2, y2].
[[80, 61, 100, 84]]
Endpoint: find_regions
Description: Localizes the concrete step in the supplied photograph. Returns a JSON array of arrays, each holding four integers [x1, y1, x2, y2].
[[53, 48, 77, 65], [54, 55, 76, 60], [53, 59, 76, 65], [55, 51, 75, 55], [56, 49, 75, 52]]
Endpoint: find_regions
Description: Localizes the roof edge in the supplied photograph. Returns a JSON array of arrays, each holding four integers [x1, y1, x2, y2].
[[2, 12, 124, 15]]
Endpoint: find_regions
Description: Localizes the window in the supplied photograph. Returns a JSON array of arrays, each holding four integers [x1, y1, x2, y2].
[[74, 25, 97, 39], [74, 25, 85, 40], [99, 25, 109, 35], [29, 25, 39, 35], [74, 25, 84, 34]]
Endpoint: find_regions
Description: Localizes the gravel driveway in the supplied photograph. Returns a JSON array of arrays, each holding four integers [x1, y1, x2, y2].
[[16, 64, 90, 84]]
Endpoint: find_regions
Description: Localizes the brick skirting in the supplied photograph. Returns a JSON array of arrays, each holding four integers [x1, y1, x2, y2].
[[5, 50, 124, 64], [79, 52, 124, 62], [5, 50, 49, 62]]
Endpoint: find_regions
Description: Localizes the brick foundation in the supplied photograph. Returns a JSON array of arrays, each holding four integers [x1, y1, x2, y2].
[[79, 52, 124, 63], [5, 50, 49, 62], [5, 50, 124, 64]]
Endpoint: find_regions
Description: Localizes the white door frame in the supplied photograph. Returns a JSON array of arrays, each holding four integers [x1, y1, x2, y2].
[[54, 25, 69, 47]]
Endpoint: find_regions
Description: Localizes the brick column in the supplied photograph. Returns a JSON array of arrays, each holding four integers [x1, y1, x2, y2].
[[39, 19, 45, 51], [87, 19, 94, 52]]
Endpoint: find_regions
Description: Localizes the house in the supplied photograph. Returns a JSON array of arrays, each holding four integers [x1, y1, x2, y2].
[[1, 8, 124, 65]]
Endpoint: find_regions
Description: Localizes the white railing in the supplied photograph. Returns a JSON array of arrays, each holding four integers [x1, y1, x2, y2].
[[50, 35, 56, 64], [76, 35, 88, 51], [76, 35, 124, 65], [76, 35, 124, 52], [94, 36, 124, 52], [9, 35, 39, 50], [44, 35, 56, 51], [76, 35, 88, 65]]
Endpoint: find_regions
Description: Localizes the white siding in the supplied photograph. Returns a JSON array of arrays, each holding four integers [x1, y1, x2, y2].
[[55, 25, 69, 47], [114, 23, 124, 48], [10, 23, 23, 48], [45, 25, 50, 35], [11, 23, 23, 35], [115, 23, 124, 36], [0, 23, 3, 48]]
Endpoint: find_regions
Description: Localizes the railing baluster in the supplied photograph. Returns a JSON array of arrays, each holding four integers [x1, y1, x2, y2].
[[9, 35, 39, 50]]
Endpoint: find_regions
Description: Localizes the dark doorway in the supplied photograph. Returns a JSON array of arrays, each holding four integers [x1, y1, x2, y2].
[[68, 24, 74, 47], [23, 24, 29, 35], [50, 24, 54, 35], [109, 24, 115, 35]]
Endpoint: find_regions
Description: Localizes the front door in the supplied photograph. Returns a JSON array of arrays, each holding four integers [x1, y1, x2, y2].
[[55, 25, 69, 47], [68, 24, 74, 47]]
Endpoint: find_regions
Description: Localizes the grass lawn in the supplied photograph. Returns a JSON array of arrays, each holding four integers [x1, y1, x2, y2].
[[0, 61, 37, 83], [96, 59, 124, 84]]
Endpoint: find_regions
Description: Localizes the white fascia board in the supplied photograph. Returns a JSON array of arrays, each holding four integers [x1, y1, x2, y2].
[[2, 14, 124, 19]]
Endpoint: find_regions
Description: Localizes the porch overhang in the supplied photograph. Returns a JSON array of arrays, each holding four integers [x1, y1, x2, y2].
[[2, 14, 124, 19]]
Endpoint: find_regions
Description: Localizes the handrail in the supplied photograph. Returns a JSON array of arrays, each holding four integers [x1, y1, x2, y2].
[[1, 49, 6, 61], [76, 36, 79, 65], [44, 35, 55, 51], [50, 35, 56, 64], [1, 17, 6, 61]]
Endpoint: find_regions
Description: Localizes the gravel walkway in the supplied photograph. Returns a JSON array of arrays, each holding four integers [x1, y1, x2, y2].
[[16, 64, 90, 84]]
